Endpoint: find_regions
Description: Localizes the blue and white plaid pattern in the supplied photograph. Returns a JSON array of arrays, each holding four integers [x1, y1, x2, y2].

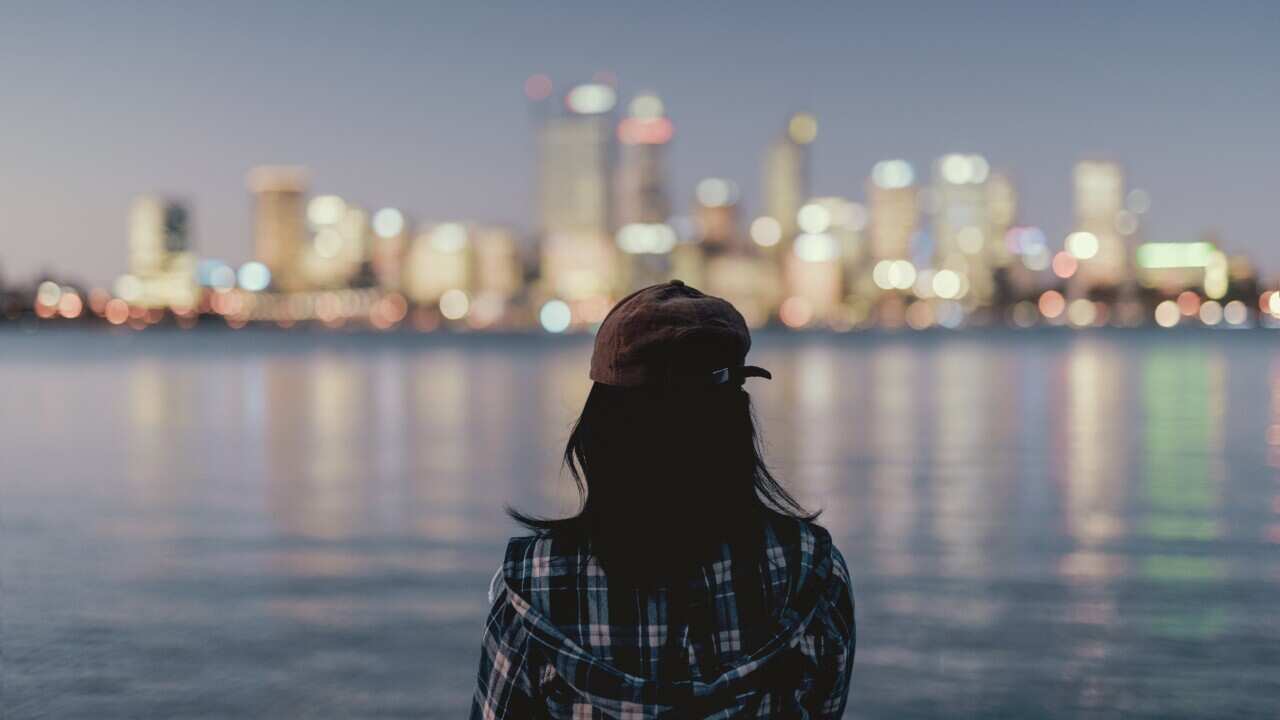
[[471, 516, 855, 719]]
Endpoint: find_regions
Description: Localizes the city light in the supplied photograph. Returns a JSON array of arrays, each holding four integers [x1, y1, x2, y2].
[[565, 83, 616, 114], [1199, 300, 1223, 325], [1052, 251, 1078, 279], [617, 223, 677, 254], [750, 217, 782, 247], [1136, 242, 1216, 269], [237, 262, 271, 292], [1154, 300, 1180, 327], [1224, 300, 1248, 325], [372, 208, 405, 239], [793, 233, 838, 262], [1039, 290, 1066, 319], [539, 300, 572, 333], [695, 178, 737, 207], [787, 113, 818, 145], [430, 223, 468, 253], [796, 203, 831, 234], [438, 289, 469, 320], [871, 160, 914, 189], [1066, 231, 1100, 260], [932, 269, 962, 299], [114, 274, 142, 302], [307, 195, 346, 227], [628, 93, 664, 118], [938, 154, 989, 185]]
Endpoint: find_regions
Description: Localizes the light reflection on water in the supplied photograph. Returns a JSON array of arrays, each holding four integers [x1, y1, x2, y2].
[[2, 330, 1278, 719]]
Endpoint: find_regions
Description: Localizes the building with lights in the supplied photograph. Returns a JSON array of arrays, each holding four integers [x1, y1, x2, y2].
[[931, 153, 993, 303], [370, 207, 409, 291], [615, 92, 677, 291], [121, 195, 198, 308], [867, 160, 918, 263], [784, 197, 860, 325], [1071, 160, 1127, 296], [406, 222, 521, 326], [300, 195, 368, 290], [762, 113, 816, 243], [696, 177, 778, 322], [247, 166, 308, 292], [534, 81, 620, 303]]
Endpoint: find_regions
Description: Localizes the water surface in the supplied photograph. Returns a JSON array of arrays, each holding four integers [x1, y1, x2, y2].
[[3, 328, 1278, 718]]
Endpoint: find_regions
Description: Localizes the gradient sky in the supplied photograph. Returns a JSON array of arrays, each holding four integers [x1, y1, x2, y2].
[[2, 1, 1277, 287]]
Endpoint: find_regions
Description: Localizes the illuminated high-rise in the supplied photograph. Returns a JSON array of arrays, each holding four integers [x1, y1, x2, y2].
[[932, 153, 993, 302], [785, 197, 852, 324], [247, 166, 308, 292], [300, 195, 368, 289], [694, 178, 740, 252], [535, 81, 619, 303], [1071, 160, 1126, 293], [867, 160, 917, 261], [406, 222, 521, 327], [985, 171, 1017, 268], [615, 92, 672, 226], [371, 207, 409, 291], [124, 195, 197, 308], [762, 113, 816, 242], [615, 92, 677, 291]]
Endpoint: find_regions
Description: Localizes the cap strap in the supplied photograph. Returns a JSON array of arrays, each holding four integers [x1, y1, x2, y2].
[[709, 365, 773, 386]]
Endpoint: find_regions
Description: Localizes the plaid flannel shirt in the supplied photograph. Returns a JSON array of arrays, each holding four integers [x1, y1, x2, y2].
[[471, 515, 855, 719]]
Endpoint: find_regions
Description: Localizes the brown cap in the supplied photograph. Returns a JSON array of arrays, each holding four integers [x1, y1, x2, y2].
[[590, 280, 764, 387]]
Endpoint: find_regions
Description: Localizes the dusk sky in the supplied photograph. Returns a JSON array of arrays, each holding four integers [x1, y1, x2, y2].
[[2, 1, 1277, 287]]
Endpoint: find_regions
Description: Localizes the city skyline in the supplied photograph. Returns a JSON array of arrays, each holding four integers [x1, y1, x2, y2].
[[3, 2, 1278, 287]]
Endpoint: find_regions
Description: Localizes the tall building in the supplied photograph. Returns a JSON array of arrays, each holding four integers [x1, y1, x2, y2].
[[985, 171, 1017, 268], [761, 113, 816, 242], [614, 92, 677, 291], [124, 195, 197, 308], [700, 178, 774, 322], [247, 166, 308, 292], [536, 81, 619, 302], [867, 160, 917, 261], [694, 178, 741, 252], [406, 222, 521, 326], [299, 195, 367, 289], [371, 207, 409, 291], [785, 197, 851, 324], [615, 92, 671, 226], [1072, 160, 1126, 293], [932, 153, 993, 302]]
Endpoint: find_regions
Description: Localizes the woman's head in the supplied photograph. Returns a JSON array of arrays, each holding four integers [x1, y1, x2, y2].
[[509, 281, 816, 577]]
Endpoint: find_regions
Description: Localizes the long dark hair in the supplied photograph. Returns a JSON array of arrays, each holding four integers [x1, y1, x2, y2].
[[508, 380, 817, 581]]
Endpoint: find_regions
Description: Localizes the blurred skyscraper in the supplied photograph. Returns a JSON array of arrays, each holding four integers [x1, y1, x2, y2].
[[867, 160, 918, 262], [406, 222, 520, 327], [370, 207, 409, 291], [123, 195, 197, 308], [931, 153, 993, 302], [986, 172, 1017, 260], [614, 92, 677, 291], [247, 167, 308, 292], [1071, 160, 1127, 295], [786, 197, 855, 324], [300, 195, 369, 289], [535, 81, 620, 304], [762, 113, 816, 242]]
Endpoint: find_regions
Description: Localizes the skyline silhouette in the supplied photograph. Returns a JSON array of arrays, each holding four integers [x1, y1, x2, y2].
[[3, 1, 1277, 287]]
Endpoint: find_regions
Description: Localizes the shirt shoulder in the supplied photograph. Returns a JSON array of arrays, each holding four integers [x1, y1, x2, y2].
[[502, 532, 591, 595]]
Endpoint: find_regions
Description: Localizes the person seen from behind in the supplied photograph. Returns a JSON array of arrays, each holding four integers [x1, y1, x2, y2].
[[471, 280, 855, 718]]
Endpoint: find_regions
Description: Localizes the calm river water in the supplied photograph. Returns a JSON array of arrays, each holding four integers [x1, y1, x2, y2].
[[3, 328, 1278, 718]]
